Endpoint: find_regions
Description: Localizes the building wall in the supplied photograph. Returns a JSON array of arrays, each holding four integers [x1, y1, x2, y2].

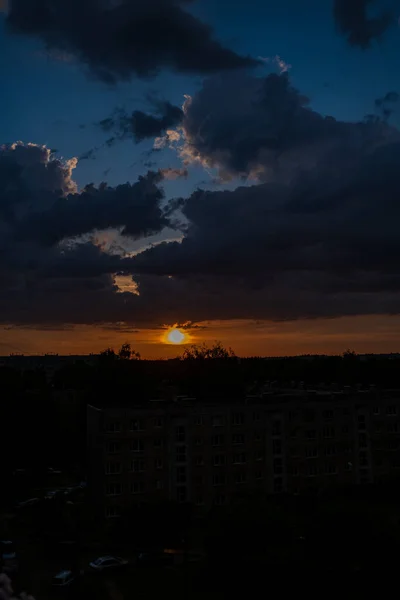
[[86, 391, 400, 518]]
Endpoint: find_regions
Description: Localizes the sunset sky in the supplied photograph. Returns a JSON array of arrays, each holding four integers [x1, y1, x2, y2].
[[1, 0, 400, 358]]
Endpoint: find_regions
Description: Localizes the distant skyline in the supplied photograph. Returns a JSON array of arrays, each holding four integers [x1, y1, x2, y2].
[[1, 1, 400, 357]]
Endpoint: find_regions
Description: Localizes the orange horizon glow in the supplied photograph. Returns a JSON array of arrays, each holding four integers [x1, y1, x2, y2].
[[3, 315, 400, 358]]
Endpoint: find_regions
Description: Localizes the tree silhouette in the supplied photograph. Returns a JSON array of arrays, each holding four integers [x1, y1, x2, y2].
[[181, 341, 236, 360]]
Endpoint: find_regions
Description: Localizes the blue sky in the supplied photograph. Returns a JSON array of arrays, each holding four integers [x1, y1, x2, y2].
[[2, 0, 399, 193]]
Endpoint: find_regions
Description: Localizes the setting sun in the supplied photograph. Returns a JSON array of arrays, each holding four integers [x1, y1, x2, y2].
[[165, 328, 186, 344]]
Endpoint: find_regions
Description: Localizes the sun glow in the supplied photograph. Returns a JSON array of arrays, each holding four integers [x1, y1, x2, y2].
[[164, 328, 187, 345]]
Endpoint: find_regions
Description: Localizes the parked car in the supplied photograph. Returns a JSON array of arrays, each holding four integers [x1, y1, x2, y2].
[[89, 556, 128, 572], [17, 498, 40, 509], [137, 552, 174, 567], [52, 571, 76, 587], [45, 491, 60, 500]]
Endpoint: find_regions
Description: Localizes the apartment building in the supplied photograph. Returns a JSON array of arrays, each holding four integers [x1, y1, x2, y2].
[[86, 389, 400, 518]]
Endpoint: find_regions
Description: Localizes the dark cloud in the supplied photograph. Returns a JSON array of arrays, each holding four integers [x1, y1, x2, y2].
[[333, 0, 393, 48], [2, 73, 400, 329], [7, 0, 257, 83], [0, 142, 181, 326], [126, 73, 400, 323], [375, 91, 399, 120], [99, 101, 183, 143], [170, 71, 394, 182]]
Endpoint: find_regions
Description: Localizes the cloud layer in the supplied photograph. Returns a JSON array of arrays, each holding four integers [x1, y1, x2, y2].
[[7, 0, 257, 83], [2, 71, 400, 330], [333, 0, 393, 48]]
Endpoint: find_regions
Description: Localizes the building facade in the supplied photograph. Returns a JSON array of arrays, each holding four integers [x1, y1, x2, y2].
[[87, 390, 400, 518]]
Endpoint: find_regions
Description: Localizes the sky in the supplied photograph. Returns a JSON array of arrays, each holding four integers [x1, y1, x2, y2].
[[1, 0, 400, 357]]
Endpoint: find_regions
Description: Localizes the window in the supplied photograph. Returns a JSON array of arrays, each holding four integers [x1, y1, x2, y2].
[[105, 462, 121, 475], [256, 450, 264, 461], [359, 433, 367, 448], [176, 426, 186, 442], [290, 429, 297, 439], [323, 410, 334, 421], [105, 421, 120, 433], [105, 506, 120, 518], [176, 446, 186, 463], [358, 414, 366, 430], [177, 466, 186, 483], [130, 418, 144, 431], [342, 426, 349, 434], [212, 434, 224, 447], [306, 430, 316, 440], [235, 473, 246, 484], [373, 406, 380, 415], [274, 477, 283, 493], [153, 438, 163, 449], [212, 415, 224, 427], [273, 458, 283, 475], [155, 458, 163, 470], [255, 470, 263, 480], [324, 445, 336, 456], [195, 415, 204, 426], [156, 480, 163, 490], [130, 439, 144, 453], [195, 495, 204, 506], [214, 495, 226, 506], [253, 411, 260, 422], [343, 407, 350, 415], [106, 483, 122, 496], [154, 417, 164, 427], [288, 465, 299, 476], [130, 481, 145, 494], [303, 409, 315, 422], [305, 447, 318, 458], [255, 433, 262, 442], [272, 421, 282, 436], [233, 453, 246, 464], [307, 465, 318, 477], [231, 413, 244, 426], [359, 452, 368, 467], [345, 461, 353, 471], [324, 464, 337, 475], [212, 474, 225, 486], [195, 456, 204, 466], [213, 454, 226, 467], [131, 459, 145, 472], [387, 441, 399, 451], [272, 439, 282, 455], [232, 434, 245, 445], [387, 406, 398, 416], [107, 442, 120, 454], [323, 427, 335, 439], [388, 422, 398, 433], [194, 437, 203, 446]]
